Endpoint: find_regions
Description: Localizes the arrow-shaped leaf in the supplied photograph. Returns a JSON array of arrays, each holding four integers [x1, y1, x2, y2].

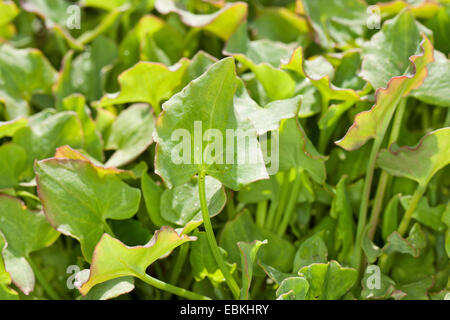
[[79, 227, 194, 295], [377, 128, 450, 187], [154, 57, 268, 191]]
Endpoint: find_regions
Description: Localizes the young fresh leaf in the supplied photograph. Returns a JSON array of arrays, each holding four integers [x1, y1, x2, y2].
[[98, 59, 189, 114], [224, 23, 296, 101]]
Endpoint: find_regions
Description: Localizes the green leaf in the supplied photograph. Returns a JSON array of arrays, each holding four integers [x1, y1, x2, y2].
[[21, 0, 72, 28], [299, 260, 358, 300], [361, 9, 422, 90], [397, 277, 434, 300], [141, 173, 169, 228], [98, 59, 189, 114], [190, 231, 236, 286], [362, 227, 383, 264], [118, 14, 183, 67], [160, 176, 226, 232], [276, 276, 309, 300], [278, 118, 327, 184], [384, 223, 427, 258], [84, 0, 153, 11], [0, 44, 57, 119], [361, 265, 400, 300], [35, 149, 141, 261], [154, 58, 268, 191], [281, 47, 360, 104], [259, 262, 295, 285], [79, 227, 194, 295], [224, 23, 296, 101], [377, 128, 450, 186], [382, 194, 401, 241], [55, 37, 118, 103], [155, 0, 247, 41], [76, 269, 135, 300], [249, 6, 308, 43], [0, 232, 18, 300], [0, 143, 27, 189], [301, 0, 367, 48], [61, 94, 104, 161], [0, 195, 59, 294], [336, 34, 434, 151], [401, 196, 447, 232], [0, 118, 28, 139], [105, 103, 155, 167], [411, 50, 450, 107], [219, 211, 295, 273], [13, 110, 85, 179], [293, 233, 328, 273], [330, 176, 354, 263], [0, 0, 19, 27], [237, 239, 266, 300]]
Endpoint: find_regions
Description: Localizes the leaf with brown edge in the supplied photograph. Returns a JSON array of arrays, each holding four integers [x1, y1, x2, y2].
[[377, 128, 450, 187], [281, 46, 360, 104], [335, 34, 434, 151], [79, 227, 195, 295], [237, 239, 267, 300], [35, 149, 141, 262], [155, 0, 247, 41], [97, 59, 190, 114]]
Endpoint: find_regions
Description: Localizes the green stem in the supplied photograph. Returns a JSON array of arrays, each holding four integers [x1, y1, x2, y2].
[[103, 221, 115, 237], [272, 170, 292, 232], [367, 98, 407, 239], [198, 173, 240, 299], [264, 200, 278, 231], [136, 272, 210, 300], [352, 136, 383, 270], [226, 190, 237, 220], [26, 257, 62, 300], [256, 200, 268, 228], [398, 184, 427, 236], [164, 243, 190, 299], [77, 8, 123, 45], [277, 170, 302, 237], [318, 96, 330, 153]]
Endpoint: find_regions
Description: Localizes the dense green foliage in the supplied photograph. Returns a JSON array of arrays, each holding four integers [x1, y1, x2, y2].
[[0, 0, 449, 300]]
